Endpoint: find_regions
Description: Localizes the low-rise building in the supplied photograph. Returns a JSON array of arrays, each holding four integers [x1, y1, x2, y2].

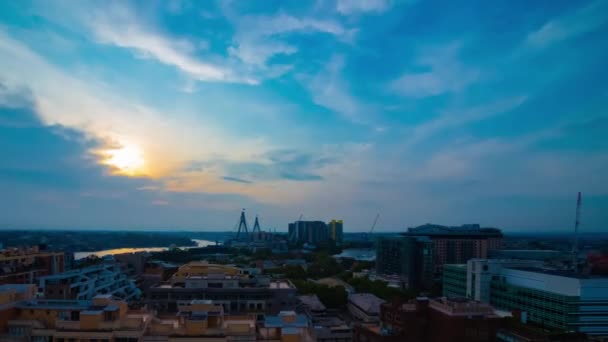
[[0, 284, 38, 333], [258, 310, 311, 341], [354, 297, 508, 342], [297, 295, 352, 342], [0, 246, 65, 285], [38, 262, 141, 301], [145, 299, 257, 341], [348, 293, 385, 323], [2, 294, 152, 342], [147, 261, 297, 314]]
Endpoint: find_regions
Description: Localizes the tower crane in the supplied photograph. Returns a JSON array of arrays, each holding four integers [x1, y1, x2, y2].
[[572, 192, 582, 272], [369, 213, 380, 234]]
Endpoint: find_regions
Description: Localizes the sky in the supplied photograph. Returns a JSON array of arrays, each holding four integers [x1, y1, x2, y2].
[[0, 0, 607, 232]]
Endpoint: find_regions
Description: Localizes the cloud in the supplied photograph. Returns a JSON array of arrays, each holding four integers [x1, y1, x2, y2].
[[223, 176, 253, 184], [336, 0, 390, 15], [217, 149, 329, 183], [390, 42, 480, 97], [0, 28, 275, 179], [226, 9, 349, 69], [526, 0, 608, 48], [89, 3, 256, 84], [301, 55, 367, 122], [0, 85, 266, 229], [405, 96, 528, 147]]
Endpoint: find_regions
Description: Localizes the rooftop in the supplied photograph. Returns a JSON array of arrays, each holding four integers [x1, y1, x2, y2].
[[298, 294, 326, 312], [405, 223, 502, 237], [429, 297, 498, 317], [348, 293, 385, 314], [507, 267, 605, 279]]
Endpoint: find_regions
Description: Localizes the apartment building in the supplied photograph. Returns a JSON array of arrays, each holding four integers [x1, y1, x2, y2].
[[0, 246, 65, 285], [38, 263, 141, 301], [147, 261, 297, 314]]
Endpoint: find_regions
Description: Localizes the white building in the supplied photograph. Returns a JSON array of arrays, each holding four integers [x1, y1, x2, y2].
[[466, 259, 543, 303]]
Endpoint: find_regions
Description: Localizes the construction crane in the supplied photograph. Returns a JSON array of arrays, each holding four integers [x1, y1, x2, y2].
[[369, 213, 380, 234], [365, 214, 380, 242], [572, 192, 582, 272]]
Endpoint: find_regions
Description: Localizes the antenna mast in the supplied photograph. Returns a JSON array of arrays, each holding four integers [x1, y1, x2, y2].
[[572, 192, 582, 271]]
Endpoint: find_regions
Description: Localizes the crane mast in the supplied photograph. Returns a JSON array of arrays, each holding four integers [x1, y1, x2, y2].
[[572, 192, 582, 272]]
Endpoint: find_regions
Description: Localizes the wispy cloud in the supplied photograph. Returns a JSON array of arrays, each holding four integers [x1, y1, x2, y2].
[[390, 42, 480, 97], [225, 8, 350, 69], [336, 0, 391, 15], [89, 3, 256, 84], [301, 55, 367, 122], [526, 0, 608, 48], [405, 96, 528, 146]]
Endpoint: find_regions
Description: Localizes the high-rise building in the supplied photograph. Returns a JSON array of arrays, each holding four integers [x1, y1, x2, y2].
[[404, 223, 503, 274], [328, 219, 344, 245], [0, 245, 65, 285], [288, 220, 329, 245], [376, 237, 434, 289]]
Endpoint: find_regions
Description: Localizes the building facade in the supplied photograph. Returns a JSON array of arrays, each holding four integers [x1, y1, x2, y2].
[[442, 259, 608, 338], [0, 246, 65, 285], [376, 237, 434, 290], [328, 219, 344, 245], [404, 224, 503, 274], [288, 220, 329, 245], [146, 262, 297, 314], [442, 264, 467, 298], [353, 297, 507, 342], [490, 267, 608, 338], [38, 262, 141, 301]]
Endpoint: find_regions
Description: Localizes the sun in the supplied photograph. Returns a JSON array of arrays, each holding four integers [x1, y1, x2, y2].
[[103, 144, 145, 175]]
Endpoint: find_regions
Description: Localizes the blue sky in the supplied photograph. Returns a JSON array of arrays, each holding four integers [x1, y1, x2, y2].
[[0, 0, 607, 232]]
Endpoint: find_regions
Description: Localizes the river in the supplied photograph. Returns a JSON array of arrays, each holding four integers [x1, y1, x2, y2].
[[334, 248, 376, 261], [74, 239, 216, 260]]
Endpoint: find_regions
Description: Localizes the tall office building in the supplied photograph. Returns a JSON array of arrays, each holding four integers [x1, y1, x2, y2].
[[288, 221, 329, 245], [328, 219, 343, 245], [404, 223, 503, 273], [376, 236, 434, 289]]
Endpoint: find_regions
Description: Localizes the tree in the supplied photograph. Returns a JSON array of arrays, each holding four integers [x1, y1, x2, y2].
[[292, 280, 347, 309]]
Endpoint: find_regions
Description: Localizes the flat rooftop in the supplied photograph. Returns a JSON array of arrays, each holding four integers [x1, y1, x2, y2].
[[507, 267, 604, 279], [269, 281, 293, 289]]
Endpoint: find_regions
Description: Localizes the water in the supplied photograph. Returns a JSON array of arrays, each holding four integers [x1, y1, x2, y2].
[[74, 239, 215, 260], [334, 248, 376, 261]]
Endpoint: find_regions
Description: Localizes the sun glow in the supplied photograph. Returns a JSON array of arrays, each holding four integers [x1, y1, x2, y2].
[[102, 144, 145, 175]]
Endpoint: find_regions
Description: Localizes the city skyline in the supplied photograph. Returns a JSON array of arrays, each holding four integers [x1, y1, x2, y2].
[[1, 0, 607, 231]]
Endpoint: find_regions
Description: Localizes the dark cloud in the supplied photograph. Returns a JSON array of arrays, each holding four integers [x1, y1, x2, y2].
[[222, 176, 253, 184], [221, 149, 328, 182]]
